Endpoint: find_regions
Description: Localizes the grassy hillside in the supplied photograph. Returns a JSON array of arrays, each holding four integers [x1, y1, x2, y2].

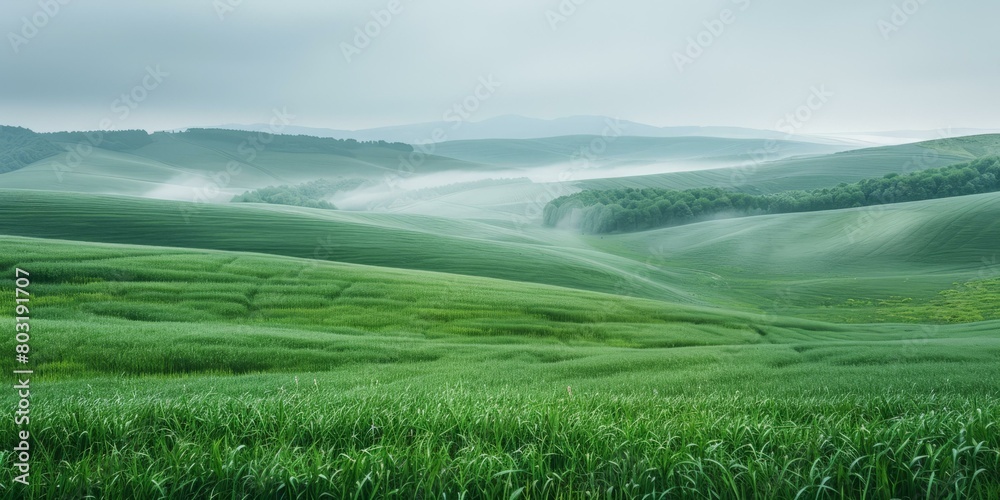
[[378, 136, 1000, 223], [547, 156, 1000, 233], [341, 137, 984, 223], [921, 133, 1000, 158], [8, 131, 996, 232], [0, 129, 483, 199], [0, 190, 704, 303], [3, 188, 998, 323], [3, 131, 1000, 497], [349, 177, 574, 221], [578, 136, 1000, 194], [592, 191, 1000, 321], [0, 235, 834, 376], [3, 234, 993, 374], [1, 236, 998, 497]]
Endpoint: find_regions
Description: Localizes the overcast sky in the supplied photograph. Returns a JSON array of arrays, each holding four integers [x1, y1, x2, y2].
[[1, 0, 997, 134]]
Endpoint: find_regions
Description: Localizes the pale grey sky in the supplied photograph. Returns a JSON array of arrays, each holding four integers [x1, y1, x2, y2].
[[1, 0, 997, 133]]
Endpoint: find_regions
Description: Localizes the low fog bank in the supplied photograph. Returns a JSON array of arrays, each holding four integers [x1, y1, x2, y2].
[[137, 154, 788, 220], [332, 157, 760, 212], [141, 173, 247, 203]]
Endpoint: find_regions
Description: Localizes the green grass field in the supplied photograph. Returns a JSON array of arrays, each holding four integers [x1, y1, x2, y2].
[[4, 188, 999, 322], [1, 236, 999, 498], [588, 191, 1000, 320], [2, 130, 1000, 498]]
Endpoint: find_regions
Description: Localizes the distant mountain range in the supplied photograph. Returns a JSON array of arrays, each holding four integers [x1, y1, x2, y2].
[[201, 115, 844, 145], [200, 115, 1000, 147]]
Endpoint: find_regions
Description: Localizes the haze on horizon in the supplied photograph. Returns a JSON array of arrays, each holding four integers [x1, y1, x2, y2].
[[1, 0, 997, 135]]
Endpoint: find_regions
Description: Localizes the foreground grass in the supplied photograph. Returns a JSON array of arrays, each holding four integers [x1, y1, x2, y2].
[[2, 369, 999, 498], [1, 236, 998, 498]]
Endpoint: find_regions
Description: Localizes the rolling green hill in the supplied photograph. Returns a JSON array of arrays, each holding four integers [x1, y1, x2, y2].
[[3, 188, 999, 324], [577, 136, 1000, 194], [546, 156, 1000, 233], [3, 233, 996, 378], [0, 235, 830, 375], [0, 128, 483, 199], [7, 128, 998, 232], [0, 189, 705, 303], [3, 128, 1000, 497], [2, 235, 999, 498], [922, 133, 1000, 158], [591, 191, 1000, 321], [352, 136, 1000, 223]]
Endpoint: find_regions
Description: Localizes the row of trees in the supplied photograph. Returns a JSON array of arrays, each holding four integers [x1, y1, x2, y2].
[[544, 156, 1000, 233], [231, 178, 365, 209], [0, 126, 62, 174]]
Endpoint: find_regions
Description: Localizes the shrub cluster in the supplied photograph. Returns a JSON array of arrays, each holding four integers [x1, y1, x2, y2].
[[231, 178, 365, 209]]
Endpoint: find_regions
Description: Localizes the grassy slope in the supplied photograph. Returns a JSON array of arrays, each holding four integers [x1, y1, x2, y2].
[[3, 134, 842, 202], [5, 133, 991, 227], [578, 135, 1000, 193], [4, 188, 1000, 323], [0, 189, 707, 303], [592, 191, 1000, 321], [3, 134, 1000, 497], [329, 136, 849, 221], [372, 136, 999, 222], [351, 177, 562, 221], [1, 236, 998, 497], [0, 235, 893, 377], [0, 131, 485, 198]]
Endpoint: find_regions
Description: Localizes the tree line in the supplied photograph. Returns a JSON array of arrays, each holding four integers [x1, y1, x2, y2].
[[543, 156, 1000, 233]]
